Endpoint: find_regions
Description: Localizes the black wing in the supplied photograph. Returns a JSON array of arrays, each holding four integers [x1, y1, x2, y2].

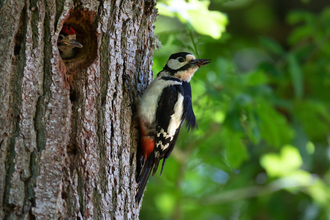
[[152, 85, 184, 176], [182, 82, 197, 130]]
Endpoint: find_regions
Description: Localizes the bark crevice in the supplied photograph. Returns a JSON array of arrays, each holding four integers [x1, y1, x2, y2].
[[3, 3, 28, 217], [0, 0, 158, 219]]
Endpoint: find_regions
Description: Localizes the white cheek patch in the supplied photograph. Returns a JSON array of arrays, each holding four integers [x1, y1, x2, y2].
[[167, 59, 187, 70]]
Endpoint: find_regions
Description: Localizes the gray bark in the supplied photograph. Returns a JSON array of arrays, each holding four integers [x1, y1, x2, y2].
[[0, 0, 157, 219]]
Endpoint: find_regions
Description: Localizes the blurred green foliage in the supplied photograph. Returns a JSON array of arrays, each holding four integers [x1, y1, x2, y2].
[[157, 0, 227, 39], [140, 0, 330, 219]]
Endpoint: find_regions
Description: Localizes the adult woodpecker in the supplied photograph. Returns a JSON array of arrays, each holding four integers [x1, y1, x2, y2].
[[136, 52, 211, 202], [57, 25, 83, 59]]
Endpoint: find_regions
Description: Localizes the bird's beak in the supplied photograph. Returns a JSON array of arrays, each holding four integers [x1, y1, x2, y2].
[[68, 39, 83, 48], [189, 59, 211, 68]]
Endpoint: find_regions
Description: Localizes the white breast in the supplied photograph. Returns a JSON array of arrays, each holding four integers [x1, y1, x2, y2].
[[138, 78, 181, 124]]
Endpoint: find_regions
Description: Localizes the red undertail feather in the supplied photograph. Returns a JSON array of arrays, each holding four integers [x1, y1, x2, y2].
[[139, 121, 155, 161], [141, 136, 154, 161]]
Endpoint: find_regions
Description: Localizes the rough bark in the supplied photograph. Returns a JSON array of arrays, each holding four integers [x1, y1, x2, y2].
[[0, 0, 157, 219]]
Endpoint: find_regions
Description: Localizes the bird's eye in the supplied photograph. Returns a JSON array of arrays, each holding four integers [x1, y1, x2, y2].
[[59, 35, 64, 40], [178, 57, 185, 62]]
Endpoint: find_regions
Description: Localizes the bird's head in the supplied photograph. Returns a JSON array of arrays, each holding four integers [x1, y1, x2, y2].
[[58, 25, 83, 59], [160, 52, 211, 81]]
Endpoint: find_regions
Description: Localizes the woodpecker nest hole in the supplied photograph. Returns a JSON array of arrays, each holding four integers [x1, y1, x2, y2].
[[58, 9, 97, 79]]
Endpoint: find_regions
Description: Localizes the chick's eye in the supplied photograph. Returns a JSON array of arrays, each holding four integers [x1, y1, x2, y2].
[[178, 57, 185, 62]]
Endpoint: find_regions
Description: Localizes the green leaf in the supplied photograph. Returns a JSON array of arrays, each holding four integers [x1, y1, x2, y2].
[[288, 25, 314, 44], [256, 102, 294, 147], [260, 36, 285, 55], [155, 193, 176, 216], [157, 0, 228, 39], [288, 54, 303, 99], [222, 129, 249, 168], [306, 142, 315, 155], [260, 145, 302, 177], [294, 101, 330, 140], [245, 70, 268, 86], [226, 137, 248, 168], [246, 110, 261, 144], [257, 61, 280, 76], [188, 7, 227, 39], [287, 10, 314, 25]]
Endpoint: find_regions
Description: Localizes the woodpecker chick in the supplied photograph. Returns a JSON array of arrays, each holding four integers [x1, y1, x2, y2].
[[57, 25, 83, 59], [136, 52, 211, 202]]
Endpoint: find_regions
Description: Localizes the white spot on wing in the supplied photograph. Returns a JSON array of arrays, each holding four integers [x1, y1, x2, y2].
[[157, 141, 170, 150], [157, 128, 171, 139]]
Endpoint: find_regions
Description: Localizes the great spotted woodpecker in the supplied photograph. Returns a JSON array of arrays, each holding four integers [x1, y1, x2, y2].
[[57, 25, 83, 59], [136, 52, 211, 202]]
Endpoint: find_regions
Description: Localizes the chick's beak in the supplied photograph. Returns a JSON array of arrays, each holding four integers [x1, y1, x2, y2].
[[68, 39, 83, 48], [189, 59, 211, 68]]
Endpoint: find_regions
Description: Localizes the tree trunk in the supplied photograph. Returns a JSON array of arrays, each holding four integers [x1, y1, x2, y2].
[[0, 0, 157, 219]]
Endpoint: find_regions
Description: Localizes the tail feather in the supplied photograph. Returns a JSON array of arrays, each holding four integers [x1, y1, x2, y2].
[[136, 153, 154, 203], [152, 157, 160, 176], [160, 157, 167, 175]]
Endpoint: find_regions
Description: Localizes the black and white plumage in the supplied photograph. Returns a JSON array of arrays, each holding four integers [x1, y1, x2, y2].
[[136, 52, 211, 202]]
